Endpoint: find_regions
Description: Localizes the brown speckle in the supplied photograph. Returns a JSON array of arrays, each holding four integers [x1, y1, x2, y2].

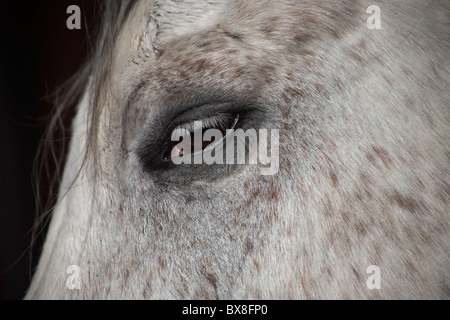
[[372, 146, 392, 168], [158, 255, 165, 269], [389, 190, 420, 213], [293, 33, 311, 44], [224, 30, 243, 41], [285, 85, 307, 98], [253, 258, 260, 272], [355, 221, 368, 237], [314, 83, 326, 94], [300, 272, 311, 299], [271, 190, 278, 200], [330, 171, 339, 187], [245, 238, 254, 253], [359, 171, 374, 185], [351, 266, 361, 281], [249, 188, 261, 203]]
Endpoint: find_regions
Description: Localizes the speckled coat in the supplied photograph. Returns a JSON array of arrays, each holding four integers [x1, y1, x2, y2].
[[27, 0, 449, 299]]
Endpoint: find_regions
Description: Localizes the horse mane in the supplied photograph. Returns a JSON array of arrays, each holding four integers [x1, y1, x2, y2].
[[30, 0, 138, 277]]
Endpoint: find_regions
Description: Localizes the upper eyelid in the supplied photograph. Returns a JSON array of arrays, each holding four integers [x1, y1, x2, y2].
[[165, 102, 239, 130], [134, 100, 243, 146], [174, 113, 236, 132]]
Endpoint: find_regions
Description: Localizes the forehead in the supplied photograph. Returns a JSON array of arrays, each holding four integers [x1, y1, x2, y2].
[[111, 0, 336, 99], [112, 0, 324, 70], [111, 0, 358, 71]]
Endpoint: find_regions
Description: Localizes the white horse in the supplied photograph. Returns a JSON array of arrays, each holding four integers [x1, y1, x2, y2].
[[27, 0, 449, 299]]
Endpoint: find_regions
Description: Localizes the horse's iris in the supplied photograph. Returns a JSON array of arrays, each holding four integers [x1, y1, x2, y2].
[[163, 113, 239, 161]]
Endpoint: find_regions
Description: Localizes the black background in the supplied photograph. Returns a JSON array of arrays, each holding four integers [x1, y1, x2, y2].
[[0, 0, 97, 299]]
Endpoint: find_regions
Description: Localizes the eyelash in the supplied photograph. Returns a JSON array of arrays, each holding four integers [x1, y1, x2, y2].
[[175, 113, 238, 134]]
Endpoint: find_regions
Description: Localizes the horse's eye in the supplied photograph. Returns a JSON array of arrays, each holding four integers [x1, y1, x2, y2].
[[162, 113, 239, 161]]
